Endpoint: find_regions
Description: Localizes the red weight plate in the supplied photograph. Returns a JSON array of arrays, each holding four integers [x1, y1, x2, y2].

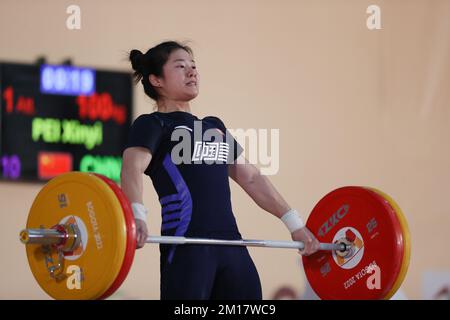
[[302, 187, 405, 299], [93, 174, 137, 300]]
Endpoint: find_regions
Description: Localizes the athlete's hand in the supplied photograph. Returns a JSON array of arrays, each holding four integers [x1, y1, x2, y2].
[[291, 227, 320, 256], [135, 219, 148, 249]]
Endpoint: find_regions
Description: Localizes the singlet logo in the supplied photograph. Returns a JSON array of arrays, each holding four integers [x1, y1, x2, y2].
[[171, 120, 237, 165], [174, 125, 193, 132], [192, 141, 229, 162]]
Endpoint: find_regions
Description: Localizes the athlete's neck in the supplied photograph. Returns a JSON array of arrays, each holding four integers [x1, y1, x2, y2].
[[156, 100, 191, 114]]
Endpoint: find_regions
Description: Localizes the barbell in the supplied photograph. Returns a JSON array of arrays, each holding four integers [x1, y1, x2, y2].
[[19, 172, 410, 300]]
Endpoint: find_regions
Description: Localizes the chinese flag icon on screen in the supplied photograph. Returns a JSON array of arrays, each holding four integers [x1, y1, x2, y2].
[[38, 152, 73, 180]]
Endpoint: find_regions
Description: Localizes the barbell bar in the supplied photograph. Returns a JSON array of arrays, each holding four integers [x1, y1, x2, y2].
[[20, 228, 350, 252]]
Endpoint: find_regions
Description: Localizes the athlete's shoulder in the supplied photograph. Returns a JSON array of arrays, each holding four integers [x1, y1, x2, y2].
[[203, 115, 224, 123], [129, 113, 167, 136], [203, 115, 226, 131], [132, 112, 164, 127], [125, 112, 166, 154]]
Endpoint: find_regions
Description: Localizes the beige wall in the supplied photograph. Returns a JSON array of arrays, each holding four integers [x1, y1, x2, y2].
[[1, 0, 449, 299]]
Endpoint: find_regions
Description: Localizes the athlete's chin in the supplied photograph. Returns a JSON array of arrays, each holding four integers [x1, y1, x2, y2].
[[181, 89, 199, 101]]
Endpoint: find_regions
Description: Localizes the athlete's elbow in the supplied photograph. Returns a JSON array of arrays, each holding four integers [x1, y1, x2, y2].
[[243, 165, 262, 186], [120, 162, 140, 183]]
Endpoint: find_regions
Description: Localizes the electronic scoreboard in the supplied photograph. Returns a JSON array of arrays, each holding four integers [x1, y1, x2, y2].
[[0, 62, 132, 183]]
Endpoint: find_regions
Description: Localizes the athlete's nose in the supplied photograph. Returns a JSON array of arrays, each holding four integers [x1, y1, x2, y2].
[[187, 66, 197, 78]]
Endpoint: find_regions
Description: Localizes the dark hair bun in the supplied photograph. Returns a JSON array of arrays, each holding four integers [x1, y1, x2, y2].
[[129, 49, 144, 72]]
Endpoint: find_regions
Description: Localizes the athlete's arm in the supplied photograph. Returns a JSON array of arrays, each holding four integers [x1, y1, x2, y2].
[[228, 154, 320, 255], [228, 155, 290, 218], [121, 147, 151, 203], [121, 147, 152, 248]]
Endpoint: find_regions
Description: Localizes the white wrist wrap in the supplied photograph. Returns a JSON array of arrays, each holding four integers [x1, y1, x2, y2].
[[131, 202, 148, 222], [281, 209, 304, 233]]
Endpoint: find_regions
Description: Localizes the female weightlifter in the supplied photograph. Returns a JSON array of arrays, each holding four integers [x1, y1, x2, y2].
[[121, 41, 320, 299]]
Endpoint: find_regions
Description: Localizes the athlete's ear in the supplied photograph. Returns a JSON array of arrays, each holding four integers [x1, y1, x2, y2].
[[149, 74, 162, 87]]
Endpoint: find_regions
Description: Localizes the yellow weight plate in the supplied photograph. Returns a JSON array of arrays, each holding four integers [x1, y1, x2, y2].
[[365, 187, 411, 300], [25, 172, 127, 299]]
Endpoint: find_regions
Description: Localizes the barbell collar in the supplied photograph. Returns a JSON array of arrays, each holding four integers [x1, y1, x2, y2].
[[20, 228, 65, 246]]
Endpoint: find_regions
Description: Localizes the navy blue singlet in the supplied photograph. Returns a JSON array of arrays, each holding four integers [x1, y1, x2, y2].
[[125, 111, 262, 299]]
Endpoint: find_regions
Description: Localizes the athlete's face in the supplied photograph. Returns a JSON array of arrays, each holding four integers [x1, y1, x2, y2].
[[152, 49, 199, 101]]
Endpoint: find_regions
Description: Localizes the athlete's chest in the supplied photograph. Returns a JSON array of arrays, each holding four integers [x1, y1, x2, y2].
[[161, 118, 231, 165]]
